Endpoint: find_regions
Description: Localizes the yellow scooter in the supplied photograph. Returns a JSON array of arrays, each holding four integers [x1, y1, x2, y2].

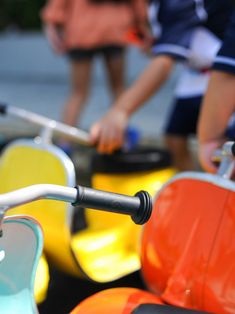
[[0, 103, 175, 300]]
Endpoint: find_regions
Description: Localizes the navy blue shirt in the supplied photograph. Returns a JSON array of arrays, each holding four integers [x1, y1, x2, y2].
[[213, 11, 235, 74], [150, 0, 233, 60]]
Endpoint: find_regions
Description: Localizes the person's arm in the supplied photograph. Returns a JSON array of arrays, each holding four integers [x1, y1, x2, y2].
[[90, 55, 175, 154], [128, 0, 153, 50], [41, 0, 67, 25], [198, 71, 235, 172], [41, 0, 67, 53], [90, 1, 198, 154], [197, 10, 235, 173], [131, 0, 149, 36]]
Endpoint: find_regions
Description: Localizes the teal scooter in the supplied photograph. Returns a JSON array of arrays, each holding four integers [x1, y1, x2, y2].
[[0, 183, 152, 314]]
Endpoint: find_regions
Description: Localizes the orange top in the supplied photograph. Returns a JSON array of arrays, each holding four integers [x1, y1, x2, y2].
[[41, 0, 147, 49]]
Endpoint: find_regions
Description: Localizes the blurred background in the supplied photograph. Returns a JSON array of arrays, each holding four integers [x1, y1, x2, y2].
[[0, 0, 178, 143]]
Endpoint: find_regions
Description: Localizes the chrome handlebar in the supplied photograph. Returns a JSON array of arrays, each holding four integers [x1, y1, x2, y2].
[[0, 103, 90, 145]]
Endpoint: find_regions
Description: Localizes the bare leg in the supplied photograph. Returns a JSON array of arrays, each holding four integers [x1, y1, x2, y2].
[[103, 50, 125, 100], [62, 60, 92, 127], [165, 135, 195, 171]]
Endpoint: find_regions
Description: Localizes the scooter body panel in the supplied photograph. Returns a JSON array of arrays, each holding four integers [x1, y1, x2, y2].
[[141, 172, 235, 313], [71, 288, 163, 314]]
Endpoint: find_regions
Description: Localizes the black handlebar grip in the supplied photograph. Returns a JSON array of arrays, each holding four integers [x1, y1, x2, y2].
[[0, 103, 7, 115], [72, 186, 152, 225]]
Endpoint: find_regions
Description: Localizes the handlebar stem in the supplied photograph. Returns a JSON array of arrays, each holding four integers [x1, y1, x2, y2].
[[39, 124, 56, 144]]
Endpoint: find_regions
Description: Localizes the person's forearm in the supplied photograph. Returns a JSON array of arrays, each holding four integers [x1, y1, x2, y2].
[[113, 55, 175, 117], [198, 70, 235, 144]]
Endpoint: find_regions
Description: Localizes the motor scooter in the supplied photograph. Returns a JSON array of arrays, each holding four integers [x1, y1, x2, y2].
[[0, 182, 152, 314], [0, 103, 176, 299], [71, 141, 235, 314]]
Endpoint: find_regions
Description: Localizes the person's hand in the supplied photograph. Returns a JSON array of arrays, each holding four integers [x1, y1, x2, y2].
[[136, 22, 155, 54], [90, 108, 129, 154], [136, 22, 154, 54], [198, 140, 222, 173], [126, 22, 154, 54], [44, 23, 65, 54]]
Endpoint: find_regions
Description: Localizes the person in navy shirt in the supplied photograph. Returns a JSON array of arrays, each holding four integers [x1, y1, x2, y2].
[[198, 11, 235, 172], [89, 0, 233, 171]]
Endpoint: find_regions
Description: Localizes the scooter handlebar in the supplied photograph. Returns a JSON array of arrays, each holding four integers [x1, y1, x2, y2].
[[0, 103, 90, 146], [0, 184, 152, 225], [73, 186, 152, 225]]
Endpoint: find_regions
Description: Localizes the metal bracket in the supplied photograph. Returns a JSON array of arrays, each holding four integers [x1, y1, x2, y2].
[[39, 121, 56, 144]]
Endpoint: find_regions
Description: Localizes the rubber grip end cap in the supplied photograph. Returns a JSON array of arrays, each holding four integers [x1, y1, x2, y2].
[[131, 191, 152, 225]]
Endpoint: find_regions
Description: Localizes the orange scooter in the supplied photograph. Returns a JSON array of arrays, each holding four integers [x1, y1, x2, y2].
[[72, 141, 235, 314]]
